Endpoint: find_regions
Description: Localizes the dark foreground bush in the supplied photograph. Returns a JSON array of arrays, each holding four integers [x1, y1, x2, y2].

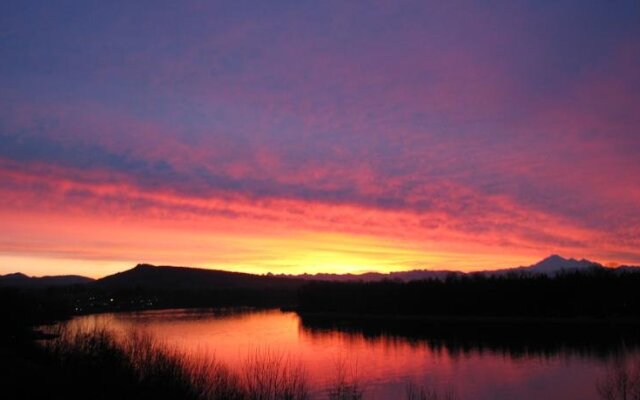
[[597, 359, 640, 400], [3, 326, 462, 400], [4, 327, 307, 400]]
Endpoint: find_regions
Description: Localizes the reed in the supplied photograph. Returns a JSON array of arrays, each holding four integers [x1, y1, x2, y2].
[[597, 359, 640, 400], [405, 382, 459, 400], [43, 326, 308, 400], [326, 355, 364, 400], [40, 326, 463, 400]]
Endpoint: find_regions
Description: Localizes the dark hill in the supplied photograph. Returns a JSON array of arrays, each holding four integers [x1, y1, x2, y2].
[[95, 263, 304, 290], [0, 273, 94, 288]]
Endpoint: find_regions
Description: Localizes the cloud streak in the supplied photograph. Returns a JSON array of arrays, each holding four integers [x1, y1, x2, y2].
[[1, 0, 639, 275]]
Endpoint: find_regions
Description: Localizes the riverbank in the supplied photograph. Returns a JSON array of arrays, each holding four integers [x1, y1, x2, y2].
[[293, 310, 640, 325]]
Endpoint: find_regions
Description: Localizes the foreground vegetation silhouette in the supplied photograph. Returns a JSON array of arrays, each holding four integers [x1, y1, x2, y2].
[[3, 326, 308, 400], [597, 358, 640, 400], [2, 326, 461, 400]]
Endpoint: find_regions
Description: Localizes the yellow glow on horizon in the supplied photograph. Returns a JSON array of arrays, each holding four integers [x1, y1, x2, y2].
[[0, 180, 625, 278], [0, 227, 539, 278]]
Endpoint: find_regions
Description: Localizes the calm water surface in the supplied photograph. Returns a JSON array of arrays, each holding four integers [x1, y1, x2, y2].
[[60, 309, 638, 399]]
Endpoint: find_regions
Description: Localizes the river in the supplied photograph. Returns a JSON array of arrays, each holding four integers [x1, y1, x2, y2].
[[57, 308, 639, 399]]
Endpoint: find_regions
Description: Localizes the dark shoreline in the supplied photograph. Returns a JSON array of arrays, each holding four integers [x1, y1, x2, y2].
[[293, 310, 640, 326]]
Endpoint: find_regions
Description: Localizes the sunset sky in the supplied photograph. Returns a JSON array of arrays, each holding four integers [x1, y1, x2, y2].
[[1, 1, 639, 277]]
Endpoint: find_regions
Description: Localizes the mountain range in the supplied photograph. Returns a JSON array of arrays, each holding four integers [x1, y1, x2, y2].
[[282, 254, 610, 282], [0, 273, 94, 288], [1, 255, 637, 289]]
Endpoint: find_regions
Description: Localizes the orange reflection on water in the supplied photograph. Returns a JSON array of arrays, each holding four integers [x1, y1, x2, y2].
[[62, 309, 609, 400]]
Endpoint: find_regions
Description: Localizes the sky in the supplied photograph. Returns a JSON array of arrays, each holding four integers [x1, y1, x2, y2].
[[1, 0, 639, 277]]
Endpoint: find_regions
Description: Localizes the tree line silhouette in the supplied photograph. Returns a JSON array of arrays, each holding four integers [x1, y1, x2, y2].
[[297, 268, 640, 318]]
